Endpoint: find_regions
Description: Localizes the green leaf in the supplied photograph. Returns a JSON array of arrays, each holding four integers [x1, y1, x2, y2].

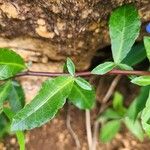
[[91, 62, 115, 75], [0, 81, 11, 107], [109, 4, 141, 63], [112, 92, 126, 116], [122, 42, 146, 66], [3, 108, 25, 150], [66, 58, 75, 76], [144, 36, 150, 61], [131, 76, 150, 86], [11, 76, 74, 131], [101, 108, 121, 120], [141, 91, 150, 136], [75, 77, 92, 91], [124, 117, 144, 141], [8, 81, 25, 112], [127, 86, 150, 121], [100, 120, 121, 143], [0, 48, 26, 79], [68, 83, 95, 109]]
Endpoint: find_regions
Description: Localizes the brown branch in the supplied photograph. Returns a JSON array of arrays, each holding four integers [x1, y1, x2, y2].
[[15, 69, 150, 78]]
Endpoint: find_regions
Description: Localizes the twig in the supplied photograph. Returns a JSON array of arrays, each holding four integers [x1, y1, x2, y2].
[[92, 75, 121, 150], [85, 110, 92, 150], [66, 105, 81, 150]]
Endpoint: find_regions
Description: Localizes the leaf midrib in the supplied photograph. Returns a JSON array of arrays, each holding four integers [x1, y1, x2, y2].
[[13, 77, 74, 125]]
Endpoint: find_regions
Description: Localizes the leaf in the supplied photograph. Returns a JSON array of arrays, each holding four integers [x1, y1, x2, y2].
[[99, 120, 121, 143], [127, 86, 150, 121], [101, 108, 121, 120], [0, 81, 11, 107], [131, 76, 150, 86], [124, 117, 144, 141], [75, 77, 92, 91], [144, 36, 150, 61], [68, 83, 95, 109], [122, 42, 146, 66], [3, 108, 25, 150], [66, 58, 75, 76], [109, 4, 141, 63], [141, 92, 150, 136], [112, 92, 126, 116], [11, 76, 74, 131], [0, 48, 26, 79], [8, 81, 25, 112], [91, 62, 115, 75]]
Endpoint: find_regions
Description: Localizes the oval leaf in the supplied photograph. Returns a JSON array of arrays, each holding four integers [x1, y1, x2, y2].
[[0, 48, 26, 79], [122, 42, 146, 66], [100, 120, 121, 143], [91, 62, 115, 75], [75, 77, 92, 91], [68, 83, 95, 109], [11, 76, 74, 131], [109, 5, 141, 63], [66, 58, 75, 76], [131, 76, 150, 86]]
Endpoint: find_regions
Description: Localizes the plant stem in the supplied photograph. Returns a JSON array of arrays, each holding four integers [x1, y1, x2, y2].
[[16, 69, 150, 78], [85, 110, 92, 150]]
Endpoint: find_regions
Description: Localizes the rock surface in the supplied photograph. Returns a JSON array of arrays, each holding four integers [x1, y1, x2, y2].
[[0, 0, 150, 70]]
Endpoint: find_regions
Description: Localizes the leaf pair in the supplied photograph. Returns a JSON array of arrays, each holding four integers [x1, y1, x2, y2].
[[92, 5, 141, 75], [11, 59, 95, 131]]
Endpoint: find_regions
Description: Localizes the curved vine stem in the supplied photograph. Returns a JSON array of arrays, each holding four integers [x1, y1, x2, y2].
[[15, 69, 150, 78]]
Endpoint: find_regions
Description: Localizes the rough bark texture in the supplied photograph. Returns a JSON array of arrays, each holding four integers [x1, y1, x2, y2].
[[0, 0, 150, 70]]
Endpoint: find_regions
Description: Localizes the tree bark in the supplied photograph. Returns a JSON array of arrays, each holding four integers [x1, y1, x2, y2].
[[0, 0, 150, 70]]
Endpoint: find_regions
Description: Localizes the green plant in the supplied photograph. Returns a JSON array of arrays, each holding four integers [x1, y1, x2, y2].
[[0, 4, 150, 149]]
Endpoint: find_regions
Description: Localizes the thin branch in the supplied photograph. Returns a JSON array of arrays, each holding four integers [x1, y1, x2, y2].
[[13, 69, 150, 79], [85, 110, 92, 150], [66, 105, 81, 150]]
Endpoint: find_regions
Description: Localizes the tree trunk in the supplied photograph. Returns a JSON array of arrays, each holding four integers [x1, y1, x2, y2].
[[0, 0, 150, 70]]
